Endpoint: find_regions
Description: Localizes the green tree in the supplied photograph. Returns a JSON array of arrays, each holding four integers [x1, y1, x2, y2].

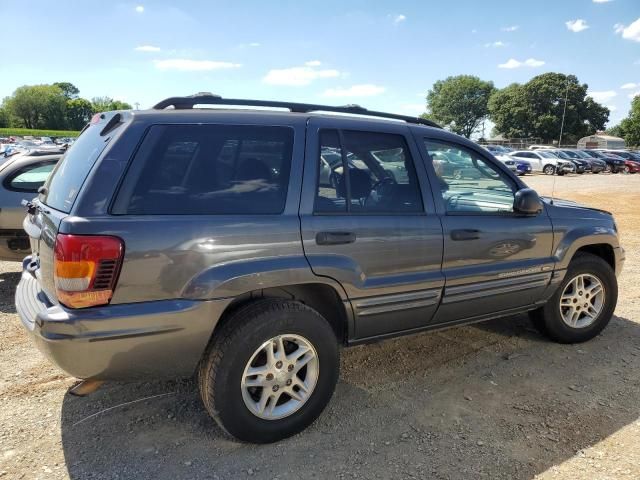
[[489, 73, 609, 144], [613, 96, 640, 147], [66, 98, 94, 130], [424, 75, 495, 138], [53, 82, 80, 99], [0, 106, 10, 128], [4, 84, 68, 129], [91, 97, 132, 113]]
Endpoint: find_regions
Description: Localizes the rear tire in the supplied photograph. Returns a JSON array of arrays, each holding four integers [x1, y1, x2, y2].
[[530, 253, 617, 343], [199, 299, 339, 443]]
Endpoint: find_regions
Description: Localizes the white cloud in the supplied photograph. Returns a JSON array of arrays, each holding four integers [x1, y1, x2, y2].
[[588, 90, 617, 102], [135, 5, 144, 13], [628, 90, 640, 99], [392, 14, 406, 25], [608, 105, 618, 112], [154, 59, 242, 71], [621, 82, 638, 89], [135, 45, 160, 52], [614, 18, 640, 42], [471, 29, 477, 34], [263, 64, 340, 86], [593, 0, 613, 3], [248, 42, 261, 47], [305, 60, 322, 67], [498, 58, 545, 69], [566, 19, 589, 32], [323, 84, 386, 97], [484, 41, 506, 48], [501, 25, 519, 32]]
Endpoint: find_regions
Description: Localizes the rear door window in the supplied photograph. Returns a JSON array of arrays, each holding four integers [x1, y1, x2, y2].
[[114, 124, 294, 215]]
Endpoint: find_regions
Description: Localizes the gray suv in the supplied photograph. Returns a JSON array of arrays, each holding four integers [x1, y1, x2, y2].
[[16, 94, 624, 443]]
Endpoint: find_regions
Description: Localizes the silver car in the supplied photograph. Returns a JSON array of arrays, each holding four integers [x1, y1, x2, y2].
[[0, 153, 59, 260]]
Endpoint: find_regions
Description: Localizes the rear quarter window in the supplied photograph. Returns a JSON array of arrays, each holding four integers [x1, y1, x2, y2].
[[113, 124, 294, 215]]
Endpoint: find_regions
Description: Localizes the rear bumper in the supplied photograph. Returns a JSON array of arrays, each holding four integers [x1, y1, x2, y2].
[[16, 269, 231, 380]]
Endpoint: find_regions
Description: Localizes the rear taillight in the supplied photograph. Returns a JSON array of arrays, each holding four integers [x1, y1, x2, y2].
[[54, 234, 124, 309]]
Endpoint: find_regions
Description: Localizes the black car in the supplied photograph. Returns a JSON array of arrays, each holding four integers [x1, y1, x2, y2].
[[581, 150, 625, 173], [557, 150, 591, 173], [573, 150, 606, 173]]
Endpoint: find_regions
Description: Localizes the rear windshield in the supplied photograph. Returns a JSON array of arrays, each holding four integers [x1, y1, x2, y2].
[[113, 124, 294, 215], [40, 124, 109, 213]]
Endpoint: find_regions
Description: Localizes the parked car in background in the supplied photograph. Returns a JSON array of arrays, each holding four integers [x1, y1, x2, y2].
[[581, 150, 625, 173], [597, 150, 640, 174], [0, 153, 60, 260], [509, 150, 574, 175], [573, 150, 606, 173], [556, 150, 592, 174], [528, 145, 554, 150], [500, 158, 532, 176]]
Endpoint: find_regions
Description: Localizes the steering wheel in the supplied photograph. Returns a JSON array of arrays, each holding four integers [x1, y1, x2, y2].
[[364, 175, 397, 208]]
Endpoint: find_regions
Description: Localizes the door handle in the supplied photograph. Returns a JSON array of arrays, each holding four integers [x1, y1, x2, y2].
[[450, 229, 480, 241], [316, 231, 356, 245]]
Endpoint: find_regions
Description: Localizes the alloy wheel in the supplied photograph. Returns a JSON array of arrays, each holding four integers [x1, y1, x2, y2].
[[241, 334, 319, 420], [559, 273, 605, 329]]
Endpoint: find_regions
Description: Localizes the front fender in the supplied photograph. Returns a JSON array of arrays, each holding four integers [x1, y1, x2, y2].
[[181, 255, 349, 300], [553, 225, 619, 271]]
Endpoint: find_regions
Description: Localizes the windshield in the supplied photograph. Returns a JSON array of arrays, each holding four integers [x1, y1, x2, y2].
[[561, 150, 580, 159], [539, 151, 558, 159]]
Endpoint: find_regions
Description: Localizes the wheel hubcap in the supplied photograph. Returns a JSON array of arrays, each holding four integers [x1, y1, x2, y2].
[[241, 334, 319, 420], [559, 273, 605, 328]]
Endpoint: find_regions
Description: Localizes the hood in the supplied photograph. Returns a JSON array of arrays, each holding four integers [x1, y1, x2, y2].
[[541, 196, 612, 216]]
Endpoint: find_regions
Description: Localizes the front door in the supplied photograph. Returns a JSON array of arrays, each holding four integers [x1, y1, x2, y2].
[[299, 118, 444, 341], [419, 137, 555, 324]]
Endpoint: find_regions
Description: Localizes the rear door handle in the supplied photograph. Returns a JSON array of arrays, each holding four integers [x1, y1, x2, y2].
[[450, 229, 480, 241], [316, 231, 356, 245]]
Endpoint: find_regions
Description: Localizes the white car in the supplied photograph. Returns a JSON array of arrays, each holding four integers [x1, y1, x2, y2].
[[509, 150, 574, 175]]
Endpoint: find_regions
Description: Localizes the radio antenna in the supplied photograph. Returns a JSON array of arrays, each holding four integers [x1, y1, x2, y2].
[[552, 78, 570, 205]]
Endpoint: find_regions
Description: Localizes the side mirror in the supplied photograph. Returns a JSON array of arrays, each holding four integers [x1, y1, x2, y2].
[[514, 188, 543, 215]]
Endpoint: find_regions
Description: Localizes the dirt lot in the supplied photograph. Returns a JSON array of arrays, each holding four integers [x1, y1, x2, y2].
[[1, 173, 638, 480]]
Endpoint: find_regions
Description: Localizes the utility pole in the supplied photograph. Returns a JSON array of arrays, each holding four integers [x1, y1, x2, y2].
[[558, 79, 570, 147], [134, 102, 140, 110]]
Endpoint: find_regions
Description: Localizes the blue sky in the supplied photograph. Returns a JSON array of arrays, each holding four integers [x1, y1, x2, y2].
[[1, 0, 639, 127]]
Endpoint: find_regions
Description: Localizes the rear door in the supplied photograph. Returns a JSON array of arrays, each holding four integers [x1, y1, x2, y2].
[[300, 117, 444, 341], [418, 136, 555, 324]]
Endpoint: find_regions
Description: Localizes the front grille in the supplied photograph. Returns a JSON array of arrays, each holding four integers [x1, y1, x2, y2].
[[93, 259, 118, 290]]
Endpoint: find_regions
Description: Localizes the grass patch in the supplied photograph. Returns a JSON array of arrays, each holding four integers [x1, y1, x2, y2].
[[0, 127, 81, 138]]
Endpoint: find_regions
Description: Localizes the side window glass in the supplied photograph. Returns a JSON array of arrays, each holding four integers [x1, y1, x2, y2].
[[315, 130, 424, 214], [424, 140, 516, 214], [7, 163, 56, 192]]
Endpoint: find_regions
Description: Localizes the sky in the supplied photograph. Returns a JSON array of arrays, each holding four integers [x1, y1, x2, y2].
[[1, 0, 639, 129]]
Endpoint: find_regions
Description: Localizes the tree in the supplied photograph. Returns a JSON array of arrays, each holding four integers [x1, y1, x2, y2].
[[53, 82, 80, 99], [611, 96, 640, 147], [0, 106, 9, 128], [66, 98, 93, 130], [4, 84, 67, 129], [91, 97, 132, 113], [424, 75, 495, 138], [489, 73, 609, 144]]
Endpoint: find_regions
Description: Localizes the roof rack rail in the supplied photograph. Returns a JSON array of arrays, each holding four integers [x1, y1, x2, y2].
[[152, 93, 441, 128]]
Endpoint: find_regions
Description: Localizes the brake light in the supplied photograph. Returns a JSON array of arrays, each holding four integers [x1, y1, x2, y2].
[[54, 234, 124, 308]]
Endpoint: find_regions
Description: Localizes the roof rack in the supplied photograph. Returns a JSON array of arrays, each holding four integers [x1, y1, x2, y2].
[[152, 93, 441, 128]]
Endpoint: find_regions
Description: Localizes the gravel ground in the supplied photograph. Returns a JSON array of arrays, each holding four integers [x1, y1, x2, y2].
[[0, 172, 639, 480]]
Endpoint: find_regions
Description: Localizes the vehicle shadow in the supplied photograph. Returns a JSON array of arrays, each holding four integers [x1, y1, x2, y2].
[[60, 313, 640, 479], [0, 270, 21, 313]]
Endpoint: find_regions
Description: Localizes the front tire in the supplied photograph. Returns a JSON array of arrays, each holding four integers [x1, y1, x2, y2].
[[199, 299, 339, 443], [543, 164, 555, 175], [530, 253, 617, 343]]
